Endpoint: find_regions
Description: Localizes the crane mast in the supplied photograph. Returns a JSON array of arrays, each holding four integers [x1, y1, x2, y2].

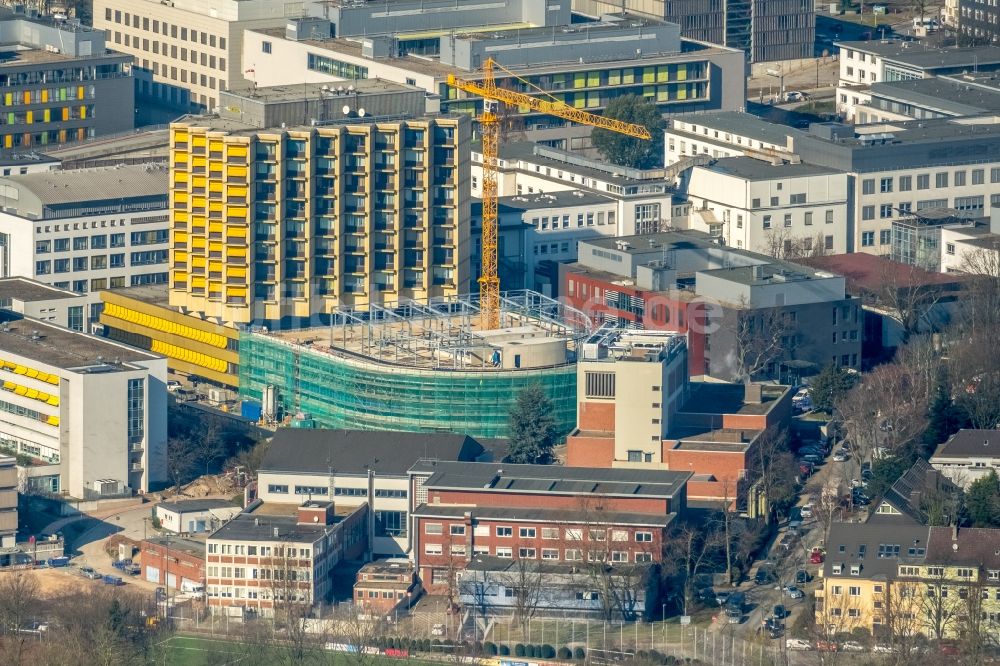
[[447, 58, 651, 330]]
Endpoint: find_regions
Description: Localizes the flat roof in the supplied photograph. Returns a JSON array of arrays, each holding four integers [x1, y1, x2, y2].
[[101, 284, 171, 307], [681, 382, 786, 416], [0, 314, 161, 371], [705, 156, 840, 180], [0, 277, 80, 302], [798, 254, 963, 294], [260, 429, 492, 476], [209, 505, 360, 543], [870, 77, 1000, 115], [1, 163, 168, 207], [143, 536, 206, 559], [834, 41, 1000, 70], [490, 191, 617, 212], [669, 111, 804, 146], [412, 503, 677, 528], [156, 498, 236, 514], [480, 140, 668, 187], [223, 78, 421, 103], [415, 460, 691, 498], [250, 27, 735, 79]]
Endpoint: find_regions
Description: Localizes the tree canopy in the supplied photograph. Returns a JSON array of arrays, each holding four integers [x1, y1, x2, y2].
[[591, 95, 666, 170], [506, 384, 559, 464], [810, 363, 857, 413], [966, 470, 1000, 528]]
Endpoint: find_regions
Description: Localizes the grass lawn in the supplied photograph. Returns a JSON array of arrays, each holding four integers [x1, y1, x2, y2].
[[160, 635, 442, 666]]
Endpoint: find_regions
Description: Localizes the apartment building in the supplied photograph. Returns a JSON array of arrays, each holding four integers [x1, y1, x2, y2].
[[0, 9, 134, 149], [667, 112, 1000, 254], [959, 0, 1000, 45], [931, 430, 1000, 488], [682, 156, 849, 255], [0, 278, 86, 330], [939, 213, 1000, 274], [817, 523, 1000, 641], [409, 461, 690, 593], [92, 0, 319, 111], [0, 455, 15, 548], [473, 142, 685, 238], [168, 115, 470, 326], [205, 500, 368, 617], [561, 232, 861, 381], [573, 0, 815, 62], [0, 314, 167, 497], [0, 165, 170, 325], [243, 12, 745, 148], [256, 428, 500, 556]]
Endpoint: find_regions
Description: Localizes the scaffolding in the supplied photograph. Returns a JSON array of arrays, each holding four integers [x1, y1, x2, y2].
[[238, 290, 591, 439]]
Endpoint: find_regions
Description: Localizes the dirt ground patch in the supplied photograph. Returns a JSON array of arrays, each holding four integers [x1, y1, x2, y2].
[[0, 566, 140, 598]]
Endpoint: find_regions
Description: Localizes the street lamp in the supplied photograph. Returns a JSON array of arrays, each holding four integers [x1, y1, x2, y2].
[[765, 67, 785, 103]]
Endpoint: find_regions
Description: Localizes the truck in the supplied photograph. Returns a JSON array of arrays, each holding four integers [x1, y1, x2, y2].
[[123, 563, 141, 576], [102, 575, 124, 586], [181, 580, 205, 598], [46, 556, 70, 568]]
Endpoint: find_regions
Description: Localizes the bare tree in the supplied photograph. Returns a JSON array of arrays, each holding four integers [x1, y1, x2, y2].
[[877, 579, 925, 660], [0, 572, 40, 666], [957, 240, 1000, 337], [749, 426, 799, 524], [760, 229, 830, 260], [731, 301, 793, 383], [497, 557, 544, 633], [166, 435, 197, 494], [872, 262, 947, 345], [920, 567, 961, 642], [328, 603, 386, 666], [664, 524, 719, 618], [260, 547, 329, 666]]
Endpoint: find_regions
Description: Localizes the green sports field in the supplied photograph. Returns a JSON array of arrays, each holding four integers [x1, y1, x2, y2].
[[160, 635, 442, 666]]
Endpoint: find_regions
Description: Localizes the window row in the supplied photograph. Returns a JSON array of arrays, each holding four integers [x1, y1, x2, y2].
[[424, 542, 653, 563], [423, 523, 653, 542]]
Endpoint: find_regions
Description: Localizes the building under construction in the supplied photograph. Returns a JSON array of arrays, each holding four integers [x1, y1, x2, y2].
[[238, 291, 593, 439]]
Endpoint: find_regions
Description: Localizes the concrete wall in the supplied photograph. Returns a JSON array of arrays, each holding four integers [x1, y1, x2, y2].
[[331, 0, 571, 37]]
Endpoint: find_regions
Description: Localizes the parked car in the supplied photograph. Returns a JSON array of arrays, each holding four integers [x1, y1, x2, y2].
[[872, 644, 897, 654], [799, 447, 826, 459], [714, 591, 731, 606], [756, 567, 776, 585], [79, 567, 101, 580], [801, 453, 823, 464], [431, 623, 446, 637], [816, 640, 838, 652], [784, 585, 805, 599], [810, 547, 826, 564], [778, 533, 799, 552], [850, 478, 867, 488], [786, 638, 812, 651], [795, 569, 811, 584], [800, 504, 814, 519], [832, 450, 849, 462], [841, 641, 865, 652], [166, 380, 181, 392], [783, 90, 806, 102], [768, 623, 784, 639], [798, 462, 815, 477], [773, 604, 786, 619]]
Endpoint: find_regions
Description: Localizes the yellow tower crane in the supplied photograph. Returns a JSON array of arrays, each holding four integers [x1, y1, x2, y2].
[[447, 58, 652, 330]]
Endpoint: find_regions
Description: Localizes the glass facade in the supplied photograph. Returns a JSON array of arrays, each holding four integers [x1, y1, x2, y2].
[[127, 378, 144, 445], [238, 332, 578, 439]]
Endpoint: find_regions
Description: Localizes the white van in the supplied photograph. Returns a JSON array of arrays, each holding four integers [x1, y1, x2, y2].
[[180, 580, 205, 598]]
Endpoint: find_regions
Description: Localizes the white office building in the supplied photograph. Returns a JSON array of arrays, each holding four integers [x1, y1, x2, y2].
[[682, 157, 850, 255], [0, 164, 169, 325], [0, 314, 167, 497]]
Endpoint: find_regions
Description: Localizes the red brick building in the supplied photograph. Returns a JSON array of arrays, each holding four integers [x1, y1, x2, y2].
[[140, 537, 206, 590], [353, 560, 421, 617], [407, 462, 690, 593]]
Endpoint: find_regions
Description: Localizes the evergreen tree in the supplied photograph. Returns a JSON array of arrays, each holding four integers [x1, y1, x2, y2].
[[591, 95, 666, 169], [809, 363, 857, 413], [966, 470, 1000, 528], [922, 368, 965, 457], [507, 384, 558, 464]]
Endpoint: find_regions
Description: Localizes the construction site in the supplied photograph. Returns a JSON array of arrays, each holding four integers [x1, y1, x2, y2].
[[237, 291, 594, 439]]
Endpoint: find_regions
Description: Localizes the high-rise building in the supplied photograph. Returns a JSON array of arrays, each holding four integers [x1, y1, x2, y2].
[[0, 8, 134, 149], [168, 115, 470, 325], [573, 0, 814, 62], [959, 0, 1000, 45]]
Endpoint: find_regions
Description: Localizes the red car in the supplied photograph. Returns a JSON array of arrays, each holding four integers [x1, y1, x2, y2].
[[938, 642, 960, 656], [810, 549, 825, 564], [815, 640, 838, 652]]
